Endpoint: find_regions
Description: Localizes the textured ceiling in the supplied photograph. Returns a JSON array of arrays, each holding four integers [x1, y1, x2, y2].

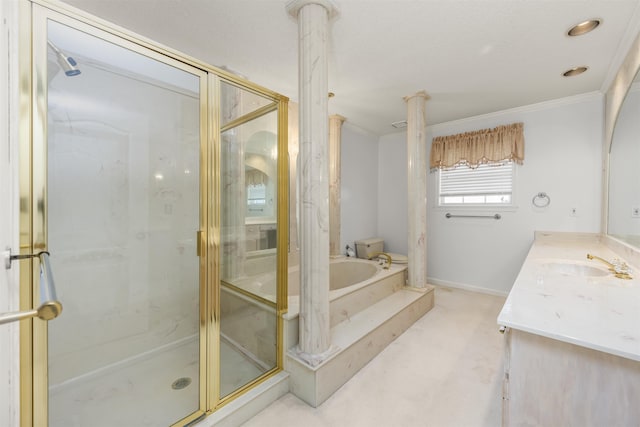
[[60, 0, 640, 136]]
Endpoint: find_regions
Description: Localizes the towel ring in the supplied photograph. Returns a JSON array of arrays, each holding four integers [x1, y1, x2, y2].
[[532, 192, 550, 208]]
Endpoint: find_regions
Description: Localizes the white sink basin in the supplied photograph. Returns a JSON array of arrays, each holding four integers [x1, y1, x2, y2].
[[539, 262, 609, 277]]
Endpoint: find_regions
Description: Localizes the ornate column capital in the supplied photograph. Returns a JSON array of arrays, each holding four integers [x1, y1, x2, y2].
[[329, 114, 346, 123], [403, 90, 431, 103], [286, 0, 339, 19]]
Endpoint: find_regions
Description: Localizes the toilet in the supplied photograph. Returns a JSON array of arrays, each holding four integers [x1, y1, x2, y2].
[[354, 237, 408, 265]]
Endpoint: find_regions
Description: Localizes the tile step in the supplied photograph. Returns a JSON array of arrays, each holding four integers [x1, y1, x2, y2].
[[287, 286, 435, 407], [330, 287, 430, 352]]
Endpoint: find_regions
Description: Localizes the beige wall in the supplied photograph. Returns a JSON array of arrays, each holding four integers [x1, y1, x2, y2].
[[379, 93, 604, 295]]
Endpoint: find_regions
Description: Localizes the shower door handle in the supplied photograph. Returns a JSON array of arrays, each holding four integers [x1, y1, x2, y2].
[[0, 251, 63, 325]]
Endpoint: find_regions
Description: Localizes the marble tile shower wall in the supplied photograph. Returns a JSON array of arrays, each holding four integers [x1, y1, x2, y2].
[[46, 67, 200, 386]]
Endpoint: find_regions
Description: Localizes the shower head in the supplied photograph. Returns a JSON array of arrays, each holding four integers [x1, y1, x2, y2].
[[47, 40, 81, 77]]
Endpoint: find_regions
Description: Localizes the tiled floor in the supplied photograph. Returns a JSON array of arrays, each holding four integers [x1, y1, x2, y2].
[[242, 286, 506, 427]]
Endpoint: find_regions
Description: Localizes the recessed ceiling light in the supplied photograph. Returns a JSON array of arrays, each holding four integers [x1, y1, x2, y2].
[[563, 66, 588, 77], [567, 19, 601, 36]]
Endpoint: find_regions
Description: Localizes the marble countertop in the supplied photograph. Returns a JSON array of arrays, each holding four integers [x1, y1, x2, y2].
[[497, 231, 640, 361]]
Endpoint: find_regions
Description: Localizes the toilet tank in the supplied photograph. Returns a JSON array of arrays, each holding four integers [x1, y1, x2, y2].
[[354, 237, 384, 259]]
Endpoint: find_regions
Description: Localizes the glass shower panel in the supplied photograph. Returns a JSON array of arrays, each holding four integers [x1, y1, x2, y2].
[[219, 81, 278, 397], [45, 20, 201, 426]]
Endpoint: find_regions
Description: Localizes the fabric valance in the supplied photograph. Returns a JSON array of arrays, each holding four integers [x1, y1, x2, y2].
[[246, 169, 268, 186], [430, 122, 524, 170]]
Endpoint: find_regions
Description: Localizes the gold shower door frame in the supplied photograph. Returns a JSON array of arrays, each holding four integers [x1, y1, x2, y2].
[[19, 1, 289, 426]]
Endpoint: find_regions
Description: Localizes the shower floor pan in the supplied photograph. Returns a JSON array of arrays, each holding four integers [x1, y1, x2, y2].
[[49, 337, 265, 426]]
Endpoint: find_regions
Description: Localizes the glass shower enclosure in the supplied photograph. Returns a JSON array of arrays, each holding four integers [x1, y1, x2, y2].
[[22, 3, 288, 426]]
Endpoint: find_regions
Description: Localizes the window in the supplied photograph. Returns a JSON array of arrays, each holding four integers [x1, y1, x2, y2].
[[247, 183, 267, 206], [437, 162, 514, 206]]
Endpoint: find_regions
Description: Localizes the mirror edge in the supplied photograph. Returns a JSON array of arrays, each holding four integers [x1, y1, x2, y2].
[[604, 31, 640, 239]]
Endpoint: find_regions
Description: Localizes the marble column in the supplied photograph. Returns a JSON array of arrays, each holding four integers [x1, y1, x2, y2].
[[288, 102, 300, 267], [329, 114, 346, 257], [404, 91, 429, 288], [287, 0, 338, 364], [220, 82, 246, 281]]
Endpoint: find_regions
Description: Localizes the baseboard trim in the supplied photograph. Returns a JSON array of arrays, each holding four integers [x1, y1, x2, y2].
[[428, 277, 509, 298]]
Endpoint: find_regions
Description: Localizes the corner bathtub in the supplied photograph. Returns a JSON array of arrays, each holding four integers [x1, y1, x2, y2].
[[287, 258, 407, 327]]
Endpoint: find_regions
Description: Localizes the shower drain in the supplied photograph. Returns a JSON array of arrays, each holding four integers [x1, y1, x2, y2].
[[171, 377, 192, 390]]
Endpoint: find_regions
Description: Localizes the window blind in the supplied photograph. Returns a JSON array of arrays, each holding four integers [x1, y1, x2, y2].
[[439, 163, 513, 205], [247, 183, 267, 205]]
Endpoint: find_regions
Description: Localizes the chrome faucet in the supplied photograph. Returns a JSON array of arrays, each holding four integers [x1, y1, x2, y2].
[[368, 252, 392, 269], [586, 254, 633, 280]]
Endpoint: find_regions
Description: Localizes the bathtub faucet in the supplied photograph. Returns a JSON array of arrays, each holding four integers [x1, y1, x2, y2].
[[368, 252, 392, 269]]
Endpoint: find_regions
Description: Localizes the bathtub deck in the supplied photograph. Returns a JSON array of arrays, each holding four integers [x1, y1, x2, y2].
[[286, 285, 435, 407]]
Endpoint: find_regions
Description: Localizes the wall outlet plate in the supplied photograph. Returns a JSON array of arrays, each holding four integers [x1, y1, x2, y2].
[[632, 207, 640, 218], [570, 207, 578, 217]]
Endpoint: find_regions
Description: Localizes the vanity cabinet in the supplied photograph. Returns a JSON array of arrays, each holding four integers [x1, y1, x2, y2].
[[502, 328, 640, 426], [498, 232, 640, 426], [245, 223, 277, 251], [246, 225, 260, 251]]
